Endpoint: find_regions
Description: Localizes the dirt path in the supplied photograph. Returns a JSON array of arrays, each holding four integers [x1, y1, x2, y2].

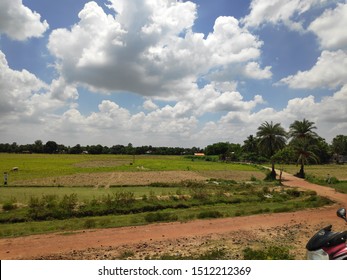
[[1, 172, 346, 260]]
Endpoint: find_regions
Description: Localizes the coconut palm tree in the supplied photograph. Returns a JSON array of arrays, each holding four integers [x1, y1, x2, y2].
[[256, 121, 287, 179], [289, 119, 319, 178]]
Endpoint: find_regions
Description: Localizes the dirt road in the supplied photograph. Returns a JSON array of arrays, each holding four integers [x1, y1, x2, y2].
[[1, 172, 346, 260]]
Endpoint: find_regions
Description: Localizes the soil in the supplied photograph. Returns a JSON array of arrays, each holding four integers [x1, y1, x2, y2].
[[12, 170, 264, 187], [12, 171, 208, 187], [1, 171, 346, 260]]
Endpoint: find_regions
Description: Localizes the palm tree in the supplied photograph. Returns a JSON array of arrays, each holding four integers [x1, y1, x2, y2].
[[289, 119, 319, 178], [289, 118, 318, 140], [256, 121, 287, 179], [291, 138, 319, 178]]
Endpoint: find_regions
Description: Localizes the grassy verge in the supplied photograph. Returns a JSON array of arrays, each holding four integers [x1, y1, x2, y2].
[[0, 181, 332, 238]]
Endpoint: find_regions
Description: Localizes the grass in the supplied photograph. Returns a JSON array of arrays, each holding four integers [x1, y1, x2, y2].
[[0, 182, 332, 238], [279, 164, 347, 181], [271, 163, 347, 194], [0, 186, 189, 205], [0, 154, 339, 239], [0, 154, 260, 183], [243, 246, 293, 260]]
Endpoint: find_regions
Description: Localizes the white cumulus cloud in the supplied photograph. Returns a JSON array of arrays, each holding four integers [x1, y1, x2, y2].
[[280, 50, 347, 89], [242, 0, 332, 32], [0, 0, 48, 40], [308, 3, 347, 50], [47, 0, 268, 99]]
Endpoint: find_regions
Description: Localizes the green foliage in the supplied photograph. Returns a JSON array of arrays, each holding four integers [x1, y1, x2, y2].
[[2, 201, 17, 211], [264, 170, 276, 181], [243, 246, 293, 260], [144, 212, 178, 223], [197, 210, 223, 219], [83, 219, 96, 229]]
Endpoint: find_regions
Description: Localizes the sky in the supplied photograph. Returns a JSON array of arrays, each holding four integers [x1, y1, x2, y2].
[[0, 0, 346, 148]]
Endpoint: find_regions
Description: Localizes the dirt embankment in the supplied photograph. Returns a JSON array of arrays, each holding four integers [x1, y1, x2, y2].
[[1, 171, 346, 260]]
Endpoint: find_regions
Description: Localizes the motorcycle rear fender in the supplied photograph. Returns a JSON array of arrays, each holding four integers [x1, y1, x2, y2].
[[307, 249, 329, 260]]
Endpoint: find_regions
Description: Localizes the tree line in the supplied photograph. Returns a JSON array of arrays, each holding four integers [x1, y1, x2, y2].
[[0, 141, 203, 156], [1, 119, 346, 178]]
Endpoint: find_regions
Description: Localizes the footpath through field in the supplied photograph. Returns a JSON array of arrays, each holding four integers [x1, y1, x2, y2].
[[0, 171, 346, 259]]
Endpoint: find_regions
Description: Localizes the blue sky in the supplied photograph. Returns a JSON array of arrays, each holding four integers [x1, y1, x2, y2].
[[0, 0, 346, 147]]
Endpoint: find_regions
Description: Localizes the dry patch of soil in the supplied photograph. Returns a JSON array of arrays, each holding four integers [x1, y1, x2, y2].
[[13, 171, 207, 187], [197, 170, 264, 181]]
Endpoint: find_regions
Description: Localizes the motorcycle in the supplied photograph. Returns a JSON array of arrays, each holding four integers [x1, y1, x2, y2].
[[306, 208, 347, 260]]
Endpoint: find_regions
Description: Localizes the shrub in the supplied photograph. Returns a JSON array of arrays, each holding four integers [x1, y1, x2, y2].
[[327, 176, 339, 184], [198, 210, 223, 219], [84, 219, 96, 229], [250, 175, 257, 181], [2, 201, 17, 211], [264, 171, 276, 181], [286, 189, 301, 197], [144, 212, 178, 223], [59, 194, 78, 211]]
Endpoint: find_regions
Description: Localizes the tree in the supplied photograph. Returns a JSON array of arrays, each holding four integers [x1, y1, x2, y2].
[[44, 141, 58, 154], [332, 135, 347, 163], [242, 135, 260, 162], [291, 138, 319, 178], [205, 142, 229, 157], [289, 119, 319, 178], [256, 121, 287, 179], [70, 144, 83, 154], [33, 140, 43, 153], [289, 118, 318, 140]]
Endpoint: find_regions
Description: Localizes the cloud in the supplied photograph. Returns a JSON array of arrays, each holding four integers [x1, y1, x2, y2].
[[143, 99, 159, 111], [242, 0, 331, 32], [279, 50, 347, 89], [50, 78, 79, 101], [0, 50, 77, 131], [195, 84, 347, 145], [47, 1, 267, 98], [0, 0, 48, 40], [243, 62, 272, 79], [0, 50, 46, 118], [308, 3, 347, 50]]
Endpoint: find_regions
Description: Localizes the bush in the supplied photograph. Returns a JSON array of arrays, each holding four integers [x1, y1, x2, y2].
[[264, 170, 276, 181], [327, 176, 339, 184], [59, 194, 78, 211], [2, 201, 17, 211], [144, 212, 178, 223], [197, 210, 223, 219], [84, 219, 96, 229], [286, 189, 301, 197]]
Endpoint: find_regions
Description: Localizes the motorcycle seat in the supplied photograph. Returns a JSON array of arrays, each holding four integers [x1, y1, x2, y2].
[[306, 225, 347, 251]]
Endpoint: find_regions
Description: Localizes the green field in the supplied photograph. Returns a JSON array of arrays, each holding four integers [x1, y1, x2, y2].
[[0, 154, 341, 238], [278, 164, 347, 193], [1, 153, 259, 182]]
